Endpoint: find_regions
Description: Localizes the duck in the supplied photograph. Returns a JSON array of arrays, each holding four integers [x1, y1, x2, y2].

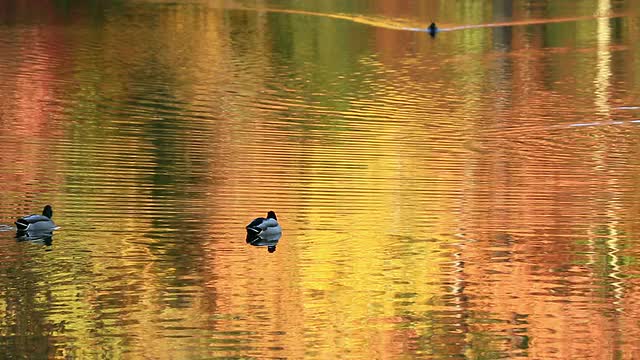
[[15, 205, 56, 233], [246, 211, 282, 253], [427, 22, 438, 37]]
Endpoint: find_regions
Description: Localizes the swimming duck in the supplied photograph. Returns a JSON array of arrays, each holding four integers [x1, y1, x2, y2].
[[246, 211, 282, 253], [15, 205, 56, 233], [427, 22, 438, 37]]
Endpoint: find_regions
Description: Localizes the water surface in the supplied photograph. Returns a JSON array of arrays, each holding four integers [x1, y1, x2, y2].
[[1, 0, 640, 358]]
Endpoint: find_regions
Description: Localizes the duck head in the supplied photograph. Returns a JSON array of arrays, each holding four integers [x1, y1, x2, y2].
[[267, 211, 277, 220], [42, 205, 53, 218]]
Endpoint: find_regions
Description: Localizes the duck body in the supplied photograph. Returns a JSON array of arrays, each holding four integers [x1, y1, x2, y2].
[[246, 211, 281, 253], [15, 205, 56, 234]]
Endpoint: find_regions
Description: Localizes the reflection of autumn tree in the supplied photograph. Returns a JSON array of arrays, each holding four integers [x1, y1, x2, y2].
[[0, 4, 69, 215], [0, 253, 64, 358], [350, 0, 640, 358]]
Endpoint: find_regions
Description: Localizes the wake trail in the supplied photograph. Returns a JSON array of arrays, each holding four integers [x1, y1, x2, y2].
[[222, 4, 631, 34]]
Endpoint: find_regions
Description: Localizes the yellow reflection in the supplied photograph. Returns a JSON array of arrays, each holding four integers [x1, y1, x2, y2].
[[594, 0, 612, 118]]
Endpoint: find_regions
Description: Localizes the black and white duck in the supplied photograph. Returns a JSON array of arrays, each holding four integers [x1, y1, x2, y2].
[[15, 205, 57, 234], [246, 211, 282, 253]]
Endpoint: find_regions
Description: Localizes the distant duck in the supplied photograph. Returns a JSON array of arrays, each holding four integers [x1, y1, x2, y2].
[[246, 211, 282, 253], [15, 205, 56, 233], [427, 22, 438, 37]]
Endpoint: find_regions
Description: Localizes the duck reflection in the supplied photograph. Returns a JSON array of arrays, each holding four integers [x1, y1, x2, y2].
[[247, 237, 279, 253], [246, 211, 282, 253], [16, 230, 53, 248]]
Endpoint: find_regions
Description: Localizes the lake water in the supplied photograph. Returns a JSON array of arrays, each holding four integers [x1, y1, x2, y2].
[[1, 0, 640, 358]]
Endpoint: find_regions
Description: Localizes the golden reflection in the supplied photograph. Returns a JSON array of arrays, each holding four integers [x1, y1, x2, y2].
[[594, 0, 612, 118]]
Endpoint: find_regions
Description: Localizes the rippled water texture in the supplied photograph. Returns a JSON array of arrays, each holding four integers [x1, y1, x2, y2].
[[1, 0, 640, 358]]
